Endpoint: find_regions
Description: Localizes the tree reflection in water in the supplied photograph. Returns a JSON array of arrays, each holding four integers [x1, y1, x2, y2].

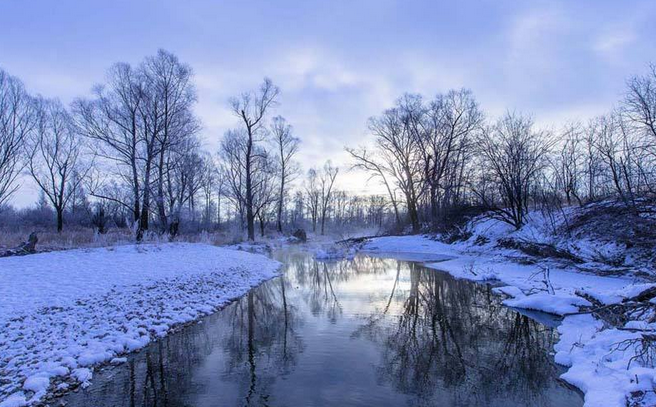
[[58, 250, 581, 407], [222, 272, 304, 406], [358, 261, 574, 406]]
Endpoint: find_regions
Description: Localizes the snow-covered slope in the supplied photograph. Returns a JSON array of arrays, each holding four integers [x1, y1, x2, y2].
[[0, 243, 280, 407]]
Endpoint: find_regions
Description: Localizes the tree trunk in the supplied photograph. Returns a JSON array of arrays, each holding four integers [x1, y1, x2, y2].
[[217, 192, 221, 228], [156, 150, 168, 231], [405, 190, 420, 233], [139, 159, 152, 240], [277, 179, 284, 233], [56, 208, 63, 232], [245, 132, 255, 241]]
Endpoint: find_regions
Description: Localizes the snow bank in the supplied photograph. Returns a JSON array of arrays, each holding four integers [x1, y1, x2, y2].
[[504, 292, 591, 315], [555, 315, 656, 407], [361, 234, 452, 255], [314, 245, 356, 261], [0, 243, 280, 406], [361, 235, 456, 263], [361, 235, 654, 407], [363, 236, 630, 299]]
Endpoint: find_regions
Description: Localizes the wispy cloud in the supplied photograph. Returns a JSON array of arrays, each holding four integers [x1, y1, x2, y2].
[[2, 0, 656, 206]]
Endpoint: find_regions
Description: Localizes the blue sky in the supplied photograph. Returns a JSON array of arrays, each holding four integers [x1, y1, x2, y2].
[[1, 0, 655, 206]]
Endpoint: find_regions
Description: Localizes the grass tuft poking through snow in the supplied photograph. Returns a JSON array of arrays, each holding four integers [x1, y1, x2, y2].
[[0, 243, 280, 406]]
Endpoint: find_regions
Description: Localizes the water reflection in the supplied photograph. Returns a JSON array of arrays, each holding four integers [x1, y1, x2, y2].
[[357, 266, 569, 406], [221, 276, 304, 406], [59, 250, 581, 407]]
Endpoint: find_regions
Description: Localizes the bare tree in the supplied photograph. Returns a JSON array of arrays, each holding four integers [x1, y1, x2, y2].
[[252, 154, 279, 237], [270, 116, 300, 233], [581, 119, 604, 201], [215, 166, 226, 227], [74, 50, 200, 240], [552, 122, 584, 206], [220, 127, 278, 238], [0, 69, 35, 206], [73, 62, 145, 232], [367, 97, 425, 232], [476, 112, 552, 229], [166, 137, 206, 236], [623, 64, 656, 198], [319, 161, 339, 235], [229, 78, 280, 241], [625, 64, 656, 156], [591, 114, 638, 207], [142, 50, 200, 232], [347, 147, 401, 225], [421, 89, 482, 221], [304, 169, 320, 232], [25, 98, 89, 231], [220, 129, 248, 228], [200, 153, 218, 228]]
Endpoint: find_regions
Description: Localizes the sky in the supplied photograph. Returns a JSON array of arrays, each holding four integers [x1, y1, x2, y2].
[[1, 0, 656, 207]]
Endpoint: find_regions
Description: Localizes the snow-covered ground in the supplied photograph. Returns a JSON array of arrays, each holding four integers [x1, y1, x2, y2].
[[0, 243, 280, 407], [361, 233, 656, 407]]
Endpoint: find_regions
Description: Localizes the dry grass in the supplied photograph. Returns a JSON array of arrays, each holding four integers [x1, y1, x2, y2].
[[0, 227, 238, 252]]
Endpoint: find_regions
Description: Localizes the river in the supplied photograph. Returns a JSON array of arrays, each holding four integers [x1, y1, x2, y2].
[[57, 248, 583, 406]]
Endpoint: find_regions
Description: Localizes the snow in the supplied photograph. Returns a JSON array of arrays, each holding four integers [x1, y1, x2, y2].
[[0, 243, 280, 406], [504, 292, 591, 315], [555, 315, 656, 407], [20, 378, 48, 395], [360, 234, 655, 407], [0, 393, 27, 407], [362, 235, 632, 298], [361, 234, 452, 255], [314, 245, 356, 260], [72, 368, 93, 388]]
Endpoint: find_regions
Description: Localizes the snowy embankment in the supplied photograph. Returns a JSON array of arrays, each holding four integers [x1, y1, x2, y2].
[[0, 243, 280, 407], [361, 234, 656, 407]]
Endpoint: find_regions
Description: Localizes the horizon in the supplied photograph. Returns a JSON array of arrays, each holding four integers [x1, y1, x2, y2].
[[2, 0, 656, 207]]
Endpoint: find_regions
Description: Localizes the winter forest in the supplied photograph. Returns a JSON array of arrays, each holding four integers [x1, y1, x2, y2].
[[3, 2, 656, 407], [2, 52, 656, 244], [0, 52, 346, 243]]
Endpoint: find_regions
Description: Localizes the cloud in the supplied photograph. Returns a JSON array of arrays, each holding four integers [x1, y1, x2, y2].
[[507, 7, 567, 62], [4, 0, 656, 206], [270, 47, 366, 93], [594, 31, 636, 54]]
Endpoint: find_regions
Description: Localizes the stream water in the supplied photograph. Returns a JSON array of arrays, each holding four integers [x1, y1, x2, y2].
[[57, 249, 583, 407]]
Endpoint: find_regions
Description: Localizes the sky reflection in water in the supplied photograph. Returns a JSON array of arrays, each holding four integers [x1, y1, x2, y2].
[[59, 249, 583, 407]]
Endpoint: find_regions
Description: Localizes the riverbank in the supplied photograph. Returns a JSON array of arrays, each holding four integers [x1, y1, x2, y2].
[[0, 243, 281, 407], [359, 234, 655, 407]]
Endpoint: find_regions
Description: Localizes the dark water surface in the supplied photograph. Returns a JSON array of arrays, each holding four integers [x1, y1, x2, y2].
[[58, 249, 583, 407]]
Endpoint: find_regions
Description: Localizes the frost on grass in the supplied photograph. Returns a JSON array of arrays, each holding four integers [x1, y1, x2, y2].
[[0, 243, 280, 406]]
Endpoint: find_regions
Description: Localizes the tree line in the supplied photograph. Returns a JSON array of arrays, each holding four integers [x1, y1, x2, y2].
[[349, 65, 656, 231], [0, 49, 389, 240], [5, 50, 655, 240]]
